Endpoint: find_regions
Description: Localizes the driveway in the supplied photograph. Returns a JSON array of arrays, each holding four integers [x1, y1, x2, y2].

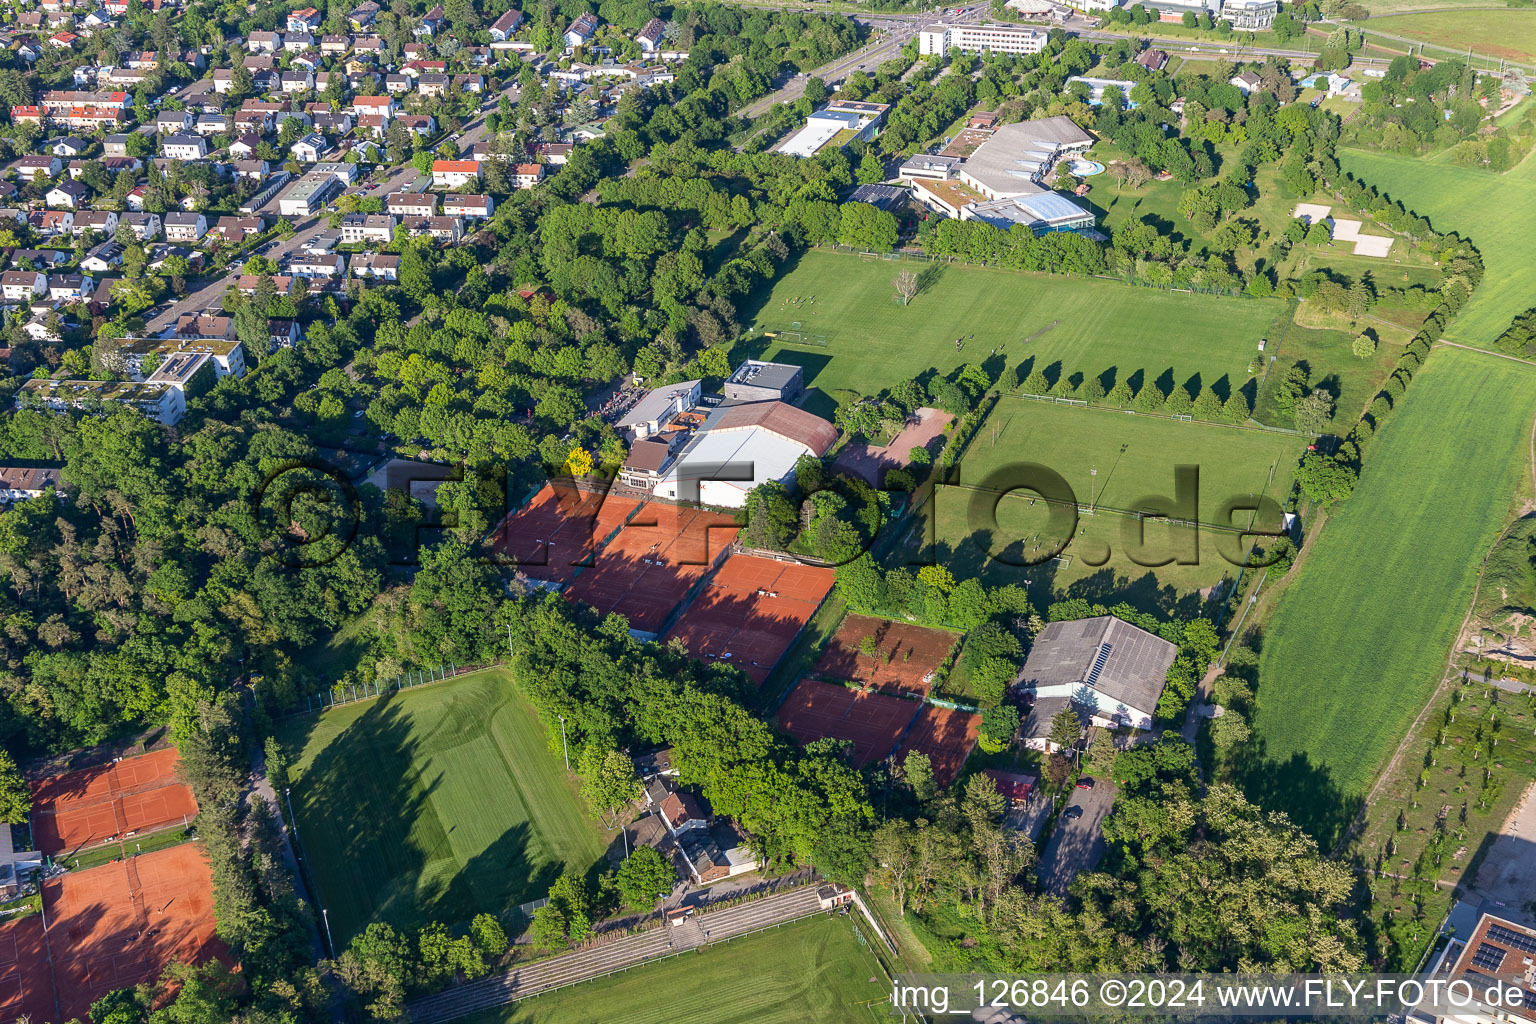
[[1005, 789, 1053, 845], [1036, 780, 1116, 896]]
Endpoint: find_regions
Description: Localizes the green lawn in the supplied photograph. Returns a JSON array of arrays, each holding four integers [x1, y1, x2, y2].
[[912, 397, 1303, 614], [1340, 149, 1536, 347], [1246, 348, 1536, 844], [278, 670, 609, 943], [1358, 11, 1536, 63], [1254, 319, 1407, 428], [741, 250, 1283, 419], [461, 915, 890, 1024]]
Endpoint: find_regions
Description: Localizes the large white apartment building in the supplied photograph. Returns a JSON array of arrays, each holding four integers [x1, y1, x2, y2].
[[918, 23, 1045, 58]]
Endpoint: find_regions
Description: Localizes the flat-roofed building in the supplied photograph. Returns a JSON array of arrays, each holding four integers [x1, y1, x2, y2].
[[919, 22, 1045, 57], [778, 100, 888, 159], [18, 378, 186, 425]]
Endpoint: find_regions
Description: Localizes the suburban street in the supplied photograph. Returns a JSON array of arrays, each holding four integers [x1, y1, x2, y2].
[[1036, 780, 1115, 896]]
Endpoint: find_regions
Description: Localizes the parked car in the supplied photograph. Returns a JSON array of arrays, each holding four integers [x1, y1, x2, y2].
[[1062, 805, 1084, 820], [1076, 777, 1096, 790]]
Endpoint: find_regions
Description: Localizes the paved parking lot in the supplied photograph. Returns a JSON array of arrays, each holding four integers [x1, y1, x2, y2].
[[1036, 780, 1115, 896]]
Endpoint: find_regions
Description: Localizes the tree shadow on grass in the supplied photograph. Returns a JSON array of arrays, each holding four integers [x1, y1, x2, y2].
[[1229, 732, 1363, 850]]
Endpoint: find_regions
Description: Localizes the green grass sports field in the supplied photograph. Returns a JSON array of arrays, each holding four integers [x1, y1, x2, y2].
[[1248, 348, 1536, 842], [1340, 150, 1536, 348], [278, 670, 608, 943], [1358, 11, 1536, 63], [461, 915, 889, 1024], [909, 397, 1302, 612], [743, 250, 1282, 418]]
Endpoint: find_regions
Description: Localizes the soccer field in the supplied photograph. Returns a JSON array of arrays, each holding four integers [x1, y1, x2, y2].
[[460, 915, 890, 1024], [744, 251, 1281, 417], [278, 670, 608, 943], [1340, 149, 1536, 348], [910, 398, 1302, 611], [1248, 348, 1536, 843]]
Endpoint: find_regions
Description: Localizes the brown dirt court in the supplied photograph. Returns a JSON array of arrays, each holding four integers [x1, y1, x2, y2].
[[665, 555, 836, 686], [777, 679, 920, 768], [0, 844, 223, 1023], [562, 502, 738, 634], [493, 482, 641, 585], [811, 614, 957, 697], [832, 407, 953, 487], [896, 705, 981, 790], [31, 748, 199, 855]]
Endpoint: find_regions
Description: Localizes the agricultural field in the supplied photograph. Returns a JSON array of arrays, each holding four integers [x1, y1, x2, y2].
[[1340, 149, 1536, 347], [1357, 11, 1536, 63], [910, 397, 1302, 614], [277, 670, 609, 943], [1248, 349, 1536, 844], [461, 915, 890, 1024], [742, 250, 1282, 419], [1353, 0, 1500, 14]]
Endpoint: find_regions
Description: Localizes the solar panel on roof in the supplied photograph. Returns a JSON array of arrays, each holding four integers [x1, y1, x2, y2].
[[1471, 942, 1507, 971], [1488, 923, 1536, 955], [1084, 643, 1113, 686]]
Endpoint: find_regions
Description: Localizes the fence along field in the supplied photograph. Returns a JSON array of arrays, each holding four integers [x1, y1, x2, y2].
[[912, 397, 1302, 612], [457, 913, 890, 1024], [1248, 348, 1536, 844], [743, 249, 1281, 415], [278, 669, 608, 942]]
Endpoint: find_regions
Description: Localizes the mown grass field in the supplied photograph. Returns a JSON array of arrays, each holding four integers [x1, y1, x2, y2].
[[743, 250, 1282, 418], [1358, 11, 1536, 63], [1340, 150, 1536, 348], [278, 670, 608, 943], [1249, 349, 1536, 841], [910, 397, 1302, 613], [463, 915, 890, 1024]]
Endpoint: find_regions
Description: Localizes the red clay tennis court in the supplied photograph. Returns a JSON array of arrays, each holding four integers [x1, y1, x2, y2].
[[896, 705, 981, 789], [47, 844, 223, 1021], [0, 915, 55, 1023], [563, 503, 738, 634], [31, 748, 199, 855], [812, 615, 958, 697], [776, 678, 922, 768], [665, 555, 836, 686], [493, 483, 640, 585]]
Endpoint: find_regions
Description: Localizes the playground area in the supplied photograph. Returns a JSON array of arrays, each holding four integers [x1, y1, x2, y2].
[[664, 555, 836, 686], [494, 484, 640, 585], [0, 844, 222, 1023], [832, 406, 954, 487], [811, 615, 958, 697], [30, 748, 199, 856], [562, 503, 739, 635]]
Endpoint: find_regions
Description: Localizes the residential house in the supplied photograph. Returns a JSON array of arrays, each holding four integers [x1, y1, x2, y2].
[[385, 73, 412, 94], [247, 30, 280, 52], [211, 215, 265, 242], [1229, 70, 1262, 94], [194, 113, 229, 135], [564, 11, 598, 46], [290, 133, 330, 162], [15, 155, 61, 180], [487, 8, 523, 40], [30, 210, 74, 237], [0, 270, 46, 301], [155, 110, 192, 133], [386, 192, 436, 218], [120, 211, 161, 240], [349, 1, 379, 28], [0, 467, 63, 504], [636, 16, 664, 52], [163, 211, 207, 242], [18, 378, 186, 425], [233, 159, 270, 180], [339, 212, 395, 244], [443, 193, 493, 220], [71, 209, 116, 235], [402, 216, 460, 243], [80, 241, 124, 272], [287, 7, 321, 31], [228, 133, 260, 159], [431, 159, 479, 188], [280, 71, 315, 94], [44, 179, 89, 208], [513, 163, 543, 189], [46, 272, 93, 301], [50, 136, 89, 157], [286, 252, 345, 278], [394, 114, 434, 135], [173, 313, 234, 339], [351, 253, 399, 280], [161, 134, 207, 160]]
